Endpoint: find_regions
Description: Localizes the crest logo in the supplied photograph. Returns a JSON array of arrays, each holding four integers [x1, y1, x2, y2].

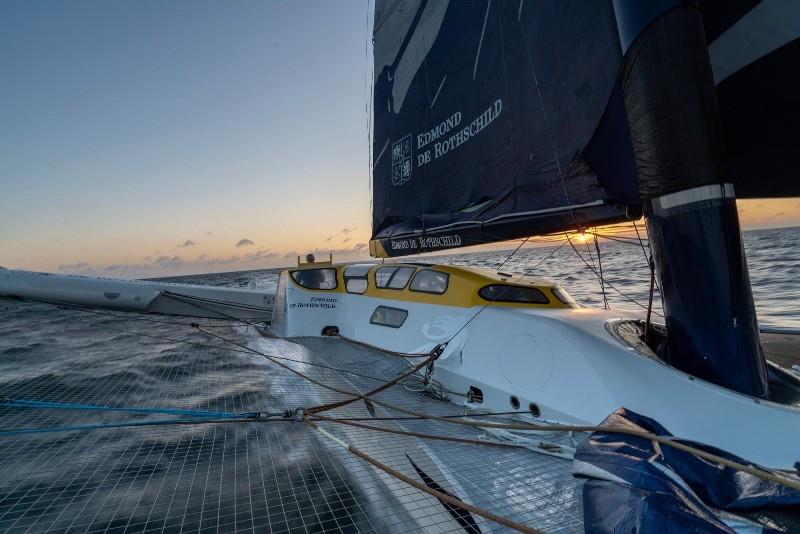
[[391, 134, 413, 186]]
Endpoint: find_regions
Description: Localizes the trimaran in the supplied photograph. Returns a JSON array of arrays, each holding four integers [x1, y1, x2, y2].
[[2, 1, 800, 531]]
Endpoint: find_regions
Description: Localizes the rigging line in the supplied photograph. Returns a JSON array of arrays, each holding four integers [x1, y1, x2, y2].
[[306, 346, 441, 414], [310, 414, 525, 450], [594, 234, 609, 310], [69, 321, 393, 386], [330, 397, 800, 492], [306, 419, 544, 534], [0, 416, 291, 437], [645, 255, 656, 344], [194, 326, 392, 402], [587, 232, 647, 245], [495, 236, 529, 272], [0, 398, 282, 420], [433, 239, 570, 347], [160, 290, 270, 314], [565, 234, 664, 317], [518, 16, 579, 231], [633, 219, 661, 294], [321, 411, 531, 422], [335, 333, 434, 358], [24, 298, 252, 328]]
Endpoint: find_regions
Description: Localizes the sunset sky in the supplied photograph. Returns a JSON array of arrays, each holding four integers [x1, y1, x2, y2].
[[1, 1, 798, 279]]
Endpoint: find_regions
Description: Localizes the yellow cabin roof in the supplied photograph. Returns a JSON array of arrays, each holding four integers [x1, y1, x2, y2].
[[285, 262, 575, 309]]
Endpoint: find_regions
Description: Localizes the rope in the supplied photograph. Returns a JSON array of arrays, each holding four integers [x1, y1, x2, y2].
[[307, 345, 443, 414], [310, 414, 524, 450], [306, 419, 543, 533], [0, 413, 289, 437], [645, 255, 656, 344], [565, 233, 664, 317], [327, 396, 800, 491], [0, 398, 281, 419], [594, 234, 609, 310], [27, 298, 252, 328], [335, 333, 432, 358]]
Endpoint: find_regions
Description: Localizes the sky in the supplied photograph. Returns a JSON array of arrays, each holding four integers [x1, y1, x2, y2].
[[1, 1, 798, 279]]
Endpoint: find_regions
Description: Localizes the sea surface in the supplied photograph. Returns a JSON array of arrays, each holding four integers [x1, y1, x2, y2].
[[0, 226, 797, 532]]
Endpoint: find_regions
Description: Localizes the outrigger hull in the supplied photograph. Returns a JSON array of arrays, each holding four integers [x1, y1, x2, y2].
[[0, 268, 274, 321]]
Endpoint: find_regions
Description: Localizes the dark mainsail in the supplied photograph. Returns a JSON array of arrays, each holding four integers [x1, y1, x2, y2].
[[369, 0, 637, 258], [370, 1, 800, 398], [369, 0, 799, 256]]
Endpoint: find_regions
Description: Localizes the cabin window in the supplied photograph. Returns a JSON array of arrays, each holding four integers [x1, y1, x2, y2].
[[478, 284, 549, 304], [290, 268, 337, 290], [344, 264, 372, 294], [409, 269, 449, 294], [346, 279, 368, 294], [375, 266, 415, 290], [370, 306, 408, 328]]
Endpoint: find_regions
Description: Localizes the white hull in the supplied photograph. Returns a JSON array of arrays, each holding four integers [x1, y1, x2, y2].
[[274, 270, 800, 470]]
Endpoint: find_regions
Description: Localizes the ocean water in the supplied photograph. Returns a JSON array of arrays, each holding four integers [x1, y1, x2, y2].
[[0, 226, 797, 532]]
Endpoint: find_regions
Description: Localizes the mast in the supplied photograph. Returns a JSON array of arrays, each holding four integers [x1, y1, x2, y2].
[[613, 1, 768, 396]]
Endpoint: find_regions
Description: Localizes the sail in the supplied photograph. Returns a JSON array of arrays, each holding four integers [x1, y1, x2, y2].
[[370, 0, 637, 257], [702, 0, 800, 198], [370, 1, 800, 258]]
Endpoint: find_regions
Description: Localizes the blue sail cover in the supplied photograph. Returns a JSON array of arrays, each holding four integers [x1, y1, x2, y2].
[[369, 0, 800, 257], [575, 408, 800, 533], [369, 0, 637, 257]]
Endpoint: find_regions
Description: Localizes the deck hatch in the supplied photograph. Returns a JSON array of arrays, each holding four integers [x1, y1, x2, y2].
[[369, 305, 408, 328]]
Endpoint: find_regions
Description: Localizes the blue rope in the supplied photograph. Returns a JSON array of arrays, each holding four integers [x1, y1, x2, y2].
[[0, 398, 260, 419], [0, 417, 259, 436]]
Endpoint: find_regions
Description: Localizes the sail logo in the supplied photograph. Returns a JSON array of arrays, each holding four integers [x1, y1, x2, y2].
[[391, 134, 413, 186], [415, 99, 503, 169]]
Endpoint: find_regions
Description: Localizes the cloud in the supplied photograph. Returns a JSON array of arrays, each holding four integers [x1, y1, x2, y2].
[[325, 236, 333, 242], [283, 251, 298, 259], [57, 261, 90, 272], [205, 232, 213, 235], [342, 237, 352, 243], [152, 255, 186, 268], [340, 227, 356, 234], [178, 240, 196, 248], [242, 249, 280, 262], [196, 254, 207, 260], [353, 243, 367, 252], [236, 238, 254, 248]]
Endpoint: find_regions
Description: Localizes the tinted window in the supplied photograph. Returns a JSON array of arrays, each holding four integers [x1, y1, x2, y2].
[[344, 264, 373, 277], [344, 264, 372, 294], [346, 278, 368, 294], [290, 268, 337, 290], [479, 284, 549, 304], [375, 266, 397, 288], [370, 306, 408, 328], [409, 269, 449, 294], [388, 266, 415, 289]]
